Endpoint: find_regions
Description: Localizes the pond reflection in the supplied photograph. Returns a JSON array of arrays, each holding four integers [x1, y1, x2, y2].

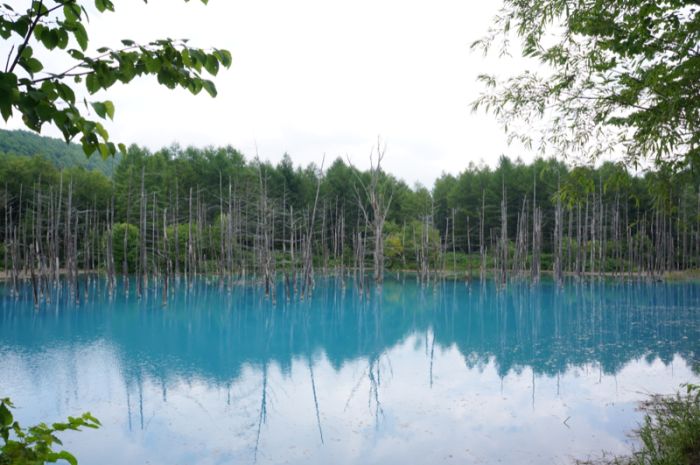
[[1, 277, 699, 464]]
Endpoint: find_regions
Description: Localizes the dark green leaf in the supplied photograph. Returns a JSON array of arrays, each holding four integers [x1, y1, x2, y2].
[[12, 16, 29, 37], [201, 79, 216, 97], [33, 23, 45, 40], [64, 3, 81, 22], [21, 57, 43, 74], [91, 101, 107, 118], [0, 402, 13, 427], [73, 22, 88, 50], [68, 49, 85, 60], [204, 54, 219, 75], [56, 29, 70, 49], [85, 74, 100, 93], [40, 28, 59, 50], [0, 72, 18, 120], [216, 49, 232, 68]]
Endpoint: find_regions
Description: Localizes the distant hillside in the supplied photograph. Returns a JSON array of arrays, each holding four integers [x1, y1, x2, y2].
[[0, 129, 121, 177]]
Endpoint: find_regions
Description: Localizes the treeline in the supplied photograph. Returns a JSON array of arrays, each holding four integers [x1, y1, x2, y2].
[[432, 157, 700, 277], [1, 140, 699, 304]]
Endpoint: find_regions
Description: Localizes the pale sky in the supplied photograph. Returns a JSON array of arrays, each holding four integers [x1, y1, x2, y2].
[[4, 0, 534, 187]]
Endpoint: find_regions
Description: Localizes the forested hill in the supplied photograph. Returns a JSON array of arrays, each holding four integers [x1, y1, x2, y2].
[[0, 129, 120, 177]]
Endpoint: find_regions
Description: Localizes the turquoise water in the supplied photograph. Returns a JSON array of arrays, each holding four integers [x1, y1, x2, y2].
[[1, 276, 699, 465]]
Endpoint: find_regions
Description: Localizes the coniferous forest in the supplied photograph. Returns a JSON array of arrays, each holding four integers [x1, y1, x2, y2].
[[1, 130, 699, 305]]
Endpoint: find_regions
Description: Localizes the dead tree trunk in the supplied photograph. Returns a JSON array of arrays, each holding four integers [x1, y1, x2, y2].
[[301, 157, 324, 298], [137, 167, 146, 297], [479, 190, 486, 282], [350, 140, 393, 286], [553, 177, 563, 284]]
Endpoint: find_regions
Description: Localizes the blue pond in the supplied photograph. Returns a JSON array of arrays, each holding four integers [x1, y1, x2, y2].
[[1, 276, 699, 465]]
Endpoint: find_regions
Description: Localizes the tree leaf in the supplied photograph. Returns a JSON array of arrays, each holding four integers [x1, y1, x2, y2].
[[54, 450, 78, 465], [91, 101, 107, 118], [104, 100, 115, 119], [0, 402, 13, 427], [64, 3, 81, 22], [204, 54, 219, 75], [85, 74, 100, 93], [68, 49, 85, 60], [201, 79, 217, 97], [0, 72, 18, 120], [73, 22, 88, 50], [40, 28, 59, 50], [56, 82, 76, 104], [216, 49, 232, 68]]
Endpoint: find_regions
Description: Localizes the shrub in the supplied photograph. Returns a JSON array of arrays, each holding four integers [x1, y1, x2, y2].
[[0, 398, 100, 465]]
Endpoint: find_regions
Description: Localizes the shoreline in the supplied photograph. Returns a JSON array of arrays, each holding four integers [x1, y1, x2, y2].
[[2, 267, 700, 283]]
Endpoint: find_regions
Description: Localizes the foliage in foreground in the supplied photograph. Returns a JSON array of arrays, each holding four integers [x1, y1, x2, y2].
[[474, 0, 700, 172], [0, 398, 99, 465], [579, 384, 700, 465], [0, 0, 231, 158]]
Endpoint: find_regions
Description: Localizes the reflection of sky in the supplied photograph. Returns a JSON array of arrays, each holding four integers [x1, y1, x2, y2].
[[1, 277, 700, 464], [1, 339, 695, 465]]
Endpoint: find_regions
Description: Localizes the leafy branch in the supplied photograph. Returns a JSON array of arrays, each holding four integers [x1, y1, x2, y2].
[[472, 0, 700, 172], [0, 0, 231, 158], [0, 397, 100, 465]]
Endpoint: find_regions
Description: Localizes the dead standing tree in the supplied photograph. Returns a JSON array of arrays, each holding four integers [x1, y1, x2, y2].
[[255, 160, 275, 298], [301, 156, 324, 299], [350, 140, 393, 286]]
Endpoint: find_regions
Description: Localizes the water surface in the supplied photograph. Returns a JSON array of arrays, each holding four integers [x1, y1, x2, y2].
[[1, 276, 699, 465]]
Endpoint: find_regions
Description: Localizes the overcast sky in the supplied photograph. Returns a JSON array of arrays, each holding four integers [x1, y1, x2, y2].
[[5, 0, 535, 187]]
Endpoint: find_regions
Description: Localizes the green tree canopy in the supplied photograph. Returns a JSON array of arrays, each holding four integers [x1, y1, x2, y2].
[[473, 0, 700, 172], [0, 0, 231, 158]]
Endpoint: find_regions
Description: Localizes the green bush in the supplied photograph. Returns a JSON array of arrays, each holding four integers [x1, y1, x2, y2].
[[110, 223, 140, 273], [579, 384, 700, 465], [0, 398, 100, 465]]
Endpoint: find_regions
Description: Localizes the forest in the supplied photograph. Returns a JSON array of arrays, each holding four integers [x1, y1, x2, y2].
[[1, 129, 700, 306]]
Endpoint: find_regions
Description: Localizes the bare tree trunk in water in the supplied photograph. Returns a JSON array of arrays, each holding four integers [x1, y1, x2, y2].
[[553, 176, 563, 284], [479, 190, 486, 283], [350, 140, 393, 286]]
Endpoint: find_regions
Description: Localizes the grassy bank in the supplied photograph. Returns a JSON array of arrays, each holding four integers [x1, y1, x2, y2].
[[579, 384, 700, 465]]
